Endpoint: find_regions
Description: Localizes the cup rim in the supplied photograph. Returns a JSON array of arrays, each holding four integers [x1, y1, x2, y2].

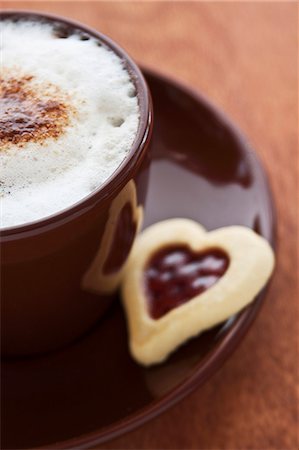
[[0, 10, 152, 238]]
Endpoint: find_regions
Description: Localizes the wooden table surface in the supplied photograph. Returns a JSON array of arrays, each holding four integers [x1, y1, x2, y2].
[[3, 1, 298, 449]]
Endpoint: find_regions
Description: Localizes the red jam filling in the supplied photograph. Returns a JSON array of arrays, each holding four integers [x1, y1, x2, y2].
[[144, 245, 229, 319]]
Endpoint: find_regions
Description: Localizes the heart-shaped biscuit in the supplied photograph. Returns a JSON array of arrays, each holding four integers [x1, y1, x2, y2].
[[82, 180, 143, 294], [122, 219, 275, 366]]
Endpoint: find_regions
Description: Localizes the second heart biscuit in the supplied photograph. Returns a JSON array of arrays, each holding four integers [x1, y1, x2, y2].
[[121, 218, 275, 366]]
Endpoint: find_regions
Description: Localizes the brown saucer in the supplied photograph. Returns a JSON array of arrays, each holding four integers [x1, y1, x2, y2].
[[1, 68, 276, 449]]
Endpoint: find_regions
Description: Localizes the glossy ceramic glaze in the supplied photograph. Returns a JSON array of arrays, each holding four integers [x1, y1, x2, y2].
[[0, 11, 153, 356], [1, 68, 276, 449]]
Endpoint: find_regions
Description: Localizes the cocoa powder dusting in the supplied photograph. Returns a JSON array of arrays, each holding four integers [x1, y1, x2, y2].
[[0, 75, 70, 148]]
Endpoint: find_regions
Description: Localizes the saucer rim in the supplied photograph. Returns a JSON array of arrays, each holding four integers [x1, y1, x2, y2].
[[42, 65, 276, 449]]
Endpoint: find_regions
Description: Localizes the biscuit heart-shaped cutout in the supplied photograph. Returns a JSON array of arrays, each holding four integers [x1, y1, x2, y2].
[[145, 246, 229, 319], [82, 180, 143, 294], [122, 219, 275, 366]]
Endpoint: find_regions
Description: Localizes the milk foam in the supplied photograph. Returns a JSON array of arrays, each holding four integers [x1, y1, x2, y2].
[[0, 18, 140, 228]]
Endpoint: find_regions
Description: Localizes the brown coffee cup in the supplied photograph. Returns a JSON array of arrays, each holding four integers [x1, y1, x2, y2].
[[0, 11, 153, 357]]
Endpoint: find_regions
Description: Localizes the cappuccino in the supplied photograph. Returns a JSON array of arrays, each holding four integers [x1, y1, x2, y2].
[[0, 18, 140, 228]]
